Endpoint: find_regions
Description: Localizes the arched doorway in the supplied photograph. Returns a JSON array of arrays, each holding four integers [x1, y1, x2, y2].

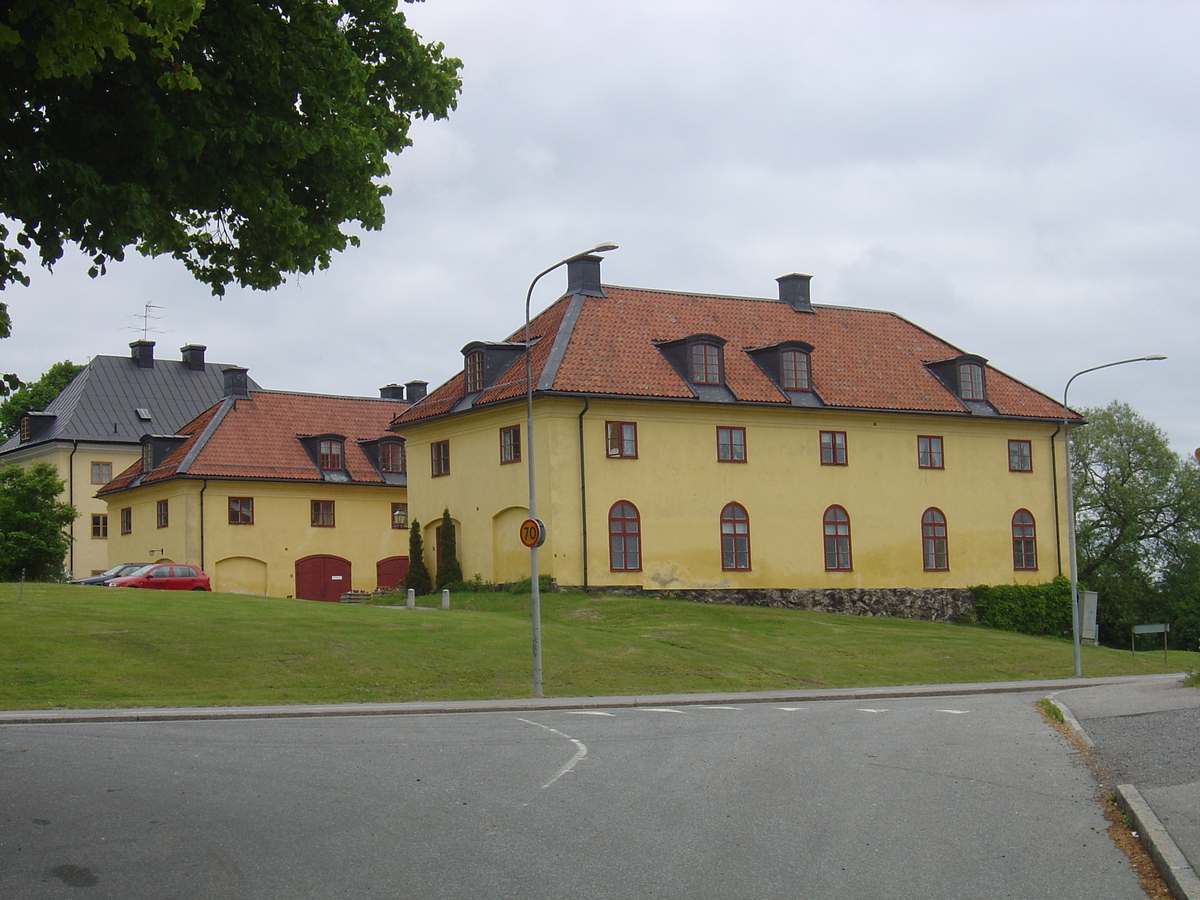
[[376, 556, 409, 590], [295, 555, 352, 602]]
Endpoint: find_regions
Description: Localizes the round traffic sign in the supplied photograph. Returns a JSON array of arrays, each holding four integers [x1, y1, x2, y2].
[[520, 518, 546, 548]]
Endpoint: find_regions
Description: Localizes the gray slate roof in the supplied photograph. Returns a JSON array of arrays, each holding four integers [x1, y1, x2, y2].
[[0, 349, 262, 453]]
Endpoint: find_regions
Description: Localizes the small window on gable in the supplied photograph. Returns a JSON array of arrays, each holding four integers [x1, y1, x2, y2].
[[690, 342, 722, 385], [91, 514, 108, 538], [780, 349, 811, 391], [820, 431, 847, 466], [379, 441, 405, 474], [959, 362, 985, 401], [431, 440, 450, 477], [311, 500, 335, 527], [229, 497, 254, 525], [918, 436, 944, 469], [19, 416, 30, 442], [318, 439, 343, 471], [465, 350, 486, 393], [156, 499, 169, 528], [716, 426, 746, 462], [1008, 439, 1032, 472], [91, 461, 112, 484], [500, 425, 521, 464], [120, 507, 132, 535], [606, 421, 637, 458]]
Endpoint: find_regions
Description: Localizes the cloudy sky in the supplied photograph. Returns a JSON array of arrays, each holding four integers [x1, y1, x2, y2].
[[4, 1, 1198, 454]]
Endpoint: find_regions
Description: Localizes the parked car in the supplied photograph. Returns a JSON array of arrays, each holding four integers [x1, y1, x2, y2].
[[105, 564, 212, 591], [70, 563, 147, 586]]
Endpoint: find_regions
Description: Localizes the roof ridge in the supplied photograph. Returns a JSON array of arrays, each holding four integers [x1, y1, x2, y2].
[[602, 283, 900, 316]]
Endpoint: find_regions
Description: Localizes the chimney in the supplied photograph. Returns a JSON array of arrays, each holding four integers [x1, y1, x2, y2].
[[180, 344, 207, 371], [222, 366, 250, 399], [404, 380, 428, 402], [777, 273, 814, 313], [565, 254, 606, 297], [130, 340, 156, 368], [379, 383, 406, 401]]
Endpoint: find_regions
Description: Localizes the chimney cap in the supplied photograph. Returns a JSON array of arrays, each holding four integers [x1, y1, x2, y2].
[[776, 273, 814, 313]]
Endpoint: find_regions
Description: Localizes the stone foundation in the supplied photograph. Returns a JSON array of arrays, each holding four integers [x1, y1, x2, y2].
[[585, 586, 977, 624]]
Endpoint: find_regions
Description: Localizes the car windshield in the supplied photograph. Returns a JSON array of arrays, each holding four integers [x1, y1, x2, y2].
[[125, 565, 158, 577], [104, 564, 143, 577]]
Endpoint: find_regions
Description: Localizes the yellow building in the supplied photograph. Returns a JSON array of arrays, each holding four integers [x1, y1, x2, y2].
[[0, 342, 260, 579], [393, 256, 1077, 612], [99, 374, 417, 600]]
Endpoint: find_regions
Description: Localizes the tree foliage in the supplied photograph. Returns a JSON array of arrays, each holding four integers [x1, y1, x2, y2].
[[1072, 401, 1200, 645], [435, 507, 462, 589], [403, 517, 431, 596], [0, 0, 462, 335], [0, 462, 77, 580], [0, 359, 83, 438]]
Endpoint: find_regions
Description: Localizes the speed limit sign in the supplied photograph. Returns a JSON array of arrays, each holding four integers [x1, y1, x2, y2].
[[520, 518, 546, 548]]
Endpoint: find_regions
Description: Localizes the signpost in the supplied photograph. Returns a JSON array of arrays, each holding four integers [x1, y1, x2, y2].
[[1131, 623, 1170, 664], [520, 518, 546, 549]]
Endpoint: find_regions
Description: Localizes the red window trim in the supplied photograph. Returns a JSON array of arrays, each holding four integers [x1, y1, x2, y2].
[[156, 498, 169, 528], [311, 500, 335, 527], [690, 342, 723, 385], [720, 502, 751, 571], [917, 435, 944, 469], [716, 426, 746, 462], [228, 496, 254, 525], [820, 430, 847, 466], [608, 501, 642, 572], [380, 441, 405, 474], [465, 350, 486, 393], [431, 440, 451, 477], [823, 505, 852, 571], [1008, 439, 1033, 472], [921, 507, 949, 571], [1012, 509, 1037, 570], [318, 439, 344, 471], [605, 421, 638, 459], [120, 507, 132, 535], [780, 348, 811, 391], [500, 425, 521, 464]]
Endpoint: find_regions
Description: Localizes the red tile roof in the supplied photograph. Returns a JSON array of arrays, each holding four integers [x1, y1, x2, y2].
[[393, 284, 1073, 425], [101, 391, 408, 492]]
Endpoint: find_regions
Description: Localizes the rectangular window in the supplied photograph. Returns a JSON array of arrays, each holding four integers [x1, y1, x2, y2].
[[780, 349, 810, 391], [120, 507, 132, 535], [1009, 439, 1033, 472], [820, 431, 847, 466], [917, 435, 944, 469], [431, 440, 450, 476], [690, 343, 722, 384], [156, 499, 169, 528], [392, 502, 408, 529], [91, 514, 108, 538], [318, 439, 343, 471], [90, 461, 112, 485], [229, 497, 254, 525], [500, 425, 521, 464], [311, 500, 335, 527], [605, 421, 638, 458], [716, 426, 746, 462], [960, 363, 985, 401], [465, 350, 485, 393], [379, 442, 405, 474]]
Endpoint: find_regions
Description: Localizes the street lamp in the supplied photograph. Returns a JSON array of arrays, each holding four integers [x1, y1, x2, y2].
[[525, 242, 618, 696], [1063, 354, 1166, 677]]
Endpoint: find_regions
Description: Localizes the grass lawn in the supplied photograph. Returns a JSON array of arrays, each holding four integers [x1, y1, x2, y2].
[[2, 583, 1196, 710]]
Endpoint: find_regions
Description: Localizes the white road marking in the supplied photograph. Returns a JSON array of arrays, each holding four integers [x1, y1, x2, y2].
[[697, 706, 741, 710], [778, 707, 806, 711], [856, 708, 888, 713], [516, 718, 588, 789], [938, 709, 970, 715], [639, 707, 687, 714], [564, 710, 615, 716]]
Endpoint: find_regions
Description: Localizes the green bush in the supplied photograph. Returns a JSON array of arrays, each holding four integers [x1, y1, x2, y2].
[[970, 576, 1072, 637], [507, 575, 554, 595]]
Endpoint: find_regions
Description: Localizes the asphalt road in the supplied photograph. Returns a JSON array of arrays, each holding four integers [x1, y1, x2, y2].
[[1, 691, 1144, 900]]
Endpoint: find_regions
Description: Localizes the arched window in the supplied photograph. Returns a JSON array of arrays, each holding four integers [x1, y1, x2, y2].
[[690, 342, 722, 385], [465, 350, 486, 393], [720, 502, 751, 570], [608, 501, 641, 572], [318, 439, 344, 471], [823, 505, 852, 571], [922, 508, 948, 571], [1012, 509, 1037, 570], [958, 362, 985, 401]]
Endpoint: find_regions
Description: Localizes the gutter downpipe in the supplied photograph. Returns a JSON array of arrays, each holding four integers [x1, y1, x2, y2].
[[578, 397, 590, 589], [199, 479, 208, 571], [1049, 423, 1063, 579], [68, 440, 79, 577]]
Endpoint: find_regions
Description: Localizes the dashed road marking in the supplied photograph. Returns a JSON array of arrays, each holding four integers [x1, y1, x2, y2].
[[640, 708, 688, 714], [938, 709, 970, 715], [564, 711, 616, 716], [856, 708, 888, 714], [516, 718, 588, 788], [697, 706, 741, 710]]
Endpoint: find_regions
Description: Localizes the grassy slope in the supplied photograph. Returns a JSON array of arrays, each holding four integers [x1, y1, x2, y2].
[[2, 584, 1195, 710]]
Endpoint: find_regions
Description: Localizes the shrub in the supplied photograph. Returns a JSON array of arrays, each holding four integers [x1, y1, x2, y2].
[[507, 575, 554, 595], [435, 508, 463, 589], [404, 519, 432, 596], [970, 576, 1071, 637]]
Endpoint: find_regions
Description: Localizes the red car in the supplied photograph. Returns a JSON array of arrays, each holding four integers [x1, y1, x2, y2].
[[105, 563, 211, 591]]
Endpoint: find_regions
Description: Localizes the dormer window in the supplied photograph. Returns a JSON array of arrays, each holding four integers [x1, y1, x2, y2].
[[690, 342, 722, 384], [959, 362, 985, 401], [379, 441, 405, 474], [464, 350, 486, 393], [780, 348, 811, 391], [142, 442, 153, 471], [318, 439, 344, 471], [19, 417, 29, 442]]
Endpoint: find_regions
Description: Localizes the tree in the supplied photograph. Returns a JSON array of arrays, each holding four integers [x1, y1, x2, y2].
[[0, 462, 77, 580], [435, 507, 462, 589], [0, 0, 462, 337], [0, 360, 83, 438], [403, 518, 431, 596], [1072, 401, 1200, 641]]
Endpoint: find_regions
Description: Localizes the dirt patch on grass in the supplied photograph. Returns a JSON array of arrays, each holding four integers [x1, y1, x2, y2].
[[1036, 701, 1172, 900]]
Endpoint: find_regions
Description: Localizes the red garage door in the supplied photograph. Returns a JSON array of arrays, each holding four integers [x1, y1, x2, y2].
[[376, 556, 409, 591], [295, 555, 352, 602]]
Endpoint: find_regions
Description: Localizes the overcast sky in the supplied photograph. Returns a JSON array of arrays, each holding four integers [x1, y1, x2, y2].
[[4, 0, 1198, 454]]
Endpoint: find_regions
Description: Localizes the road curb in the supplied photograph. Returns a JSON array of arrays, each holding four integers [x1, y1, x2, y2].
[[1048, 696, 1094, 749], [1115, 784, 1200, 900]]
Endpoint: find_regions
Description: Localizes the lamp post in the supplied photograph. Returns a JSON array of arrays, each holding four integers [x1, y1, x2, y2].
[[525, 242, 618, 696], [1063, 355, 1166, 677]]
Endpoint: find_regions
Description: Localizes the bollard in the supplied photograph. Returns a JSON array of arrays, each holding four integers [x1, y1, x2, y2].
[[406, 588, 415, 609], [441, 589, 450, 610]]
